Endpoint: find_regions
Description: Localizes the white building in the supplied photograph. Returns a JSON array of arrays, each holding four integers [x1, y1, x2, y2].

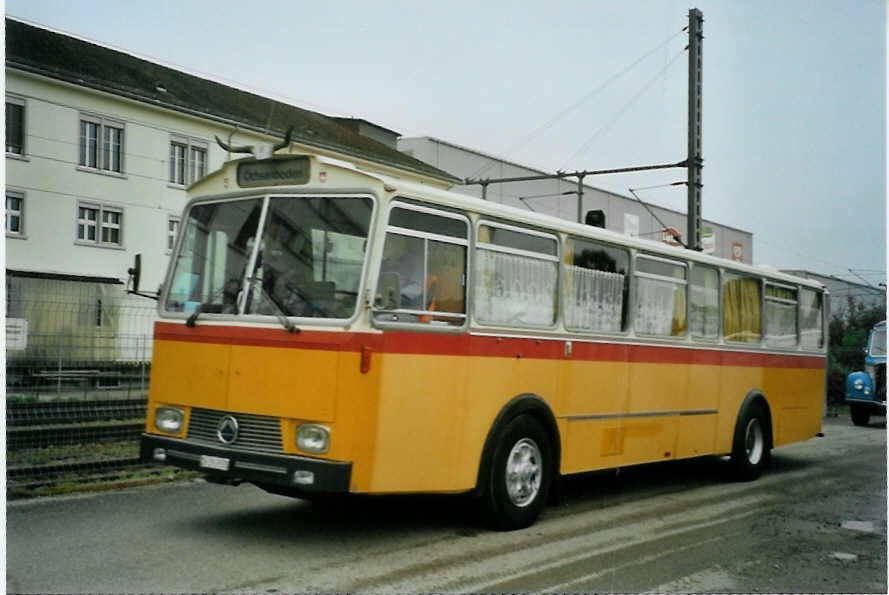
[[399, 136, 754, 264], [4, 17, 456, 368]]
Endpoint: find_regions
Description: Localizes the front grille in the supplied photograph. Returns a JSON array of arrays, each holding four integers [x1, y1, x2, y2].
[[186, 408, 283, 453], [876, 364, 886, 402]]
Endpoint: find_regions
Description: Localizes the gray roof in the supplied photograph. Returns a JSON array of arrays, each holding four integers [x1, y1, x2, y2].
[[5, 17, 460, 185]]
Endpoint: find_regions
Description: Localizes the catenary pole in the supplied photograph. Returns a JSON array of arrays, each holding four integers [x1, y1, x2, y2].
[[687, 8, 704, 251]]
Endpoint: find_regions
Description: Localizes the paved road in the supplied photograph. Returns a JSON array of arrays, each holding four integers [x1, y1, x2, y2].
[[7, 415, 886, 593]]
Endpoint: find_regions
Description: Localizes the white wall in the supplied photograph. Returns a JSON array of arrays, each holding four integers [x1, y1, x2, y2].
[[5, 70, 284, 293]]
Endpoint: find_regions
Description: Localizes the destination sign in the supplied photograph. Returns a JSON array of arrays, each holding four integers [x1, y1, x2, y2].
[[237, 156, 310, 187]]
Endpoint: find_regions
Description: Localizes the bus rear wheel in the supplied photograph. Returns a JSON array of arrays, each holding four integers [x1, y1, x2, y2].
[[730, 401, 771, 481], [480, 414, 552, 531]]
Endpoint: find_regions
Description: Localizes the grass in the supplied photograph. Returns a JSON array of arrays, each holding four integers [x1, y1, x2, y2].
[[8, 440, 141, 467]]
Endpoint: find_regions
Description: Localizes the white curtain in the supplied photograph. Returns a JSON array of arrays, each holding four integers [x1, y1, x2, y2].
[[475, 250, 557, 326], [765, 301, 798, 347], [564, 266, 623, 332], [689, 283, 719, 338], [635, 277, 677, 336]]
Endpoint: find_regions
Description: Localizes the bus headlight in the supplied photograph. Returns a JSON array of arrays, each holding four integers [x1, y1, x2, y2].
[[854, 379, 865, 392], [296, 424, 330, 454], [155, 407, 184, 433]]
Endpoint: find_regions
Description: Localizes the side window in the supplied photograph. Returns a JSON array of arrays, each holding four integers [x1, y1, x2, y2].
[[167, 216, 180, 252], [373, 203, 468, 327], [723, 274, 762, 343], [765, 283, 798, 347], [689, 265, 719, 340], [6, 190, 24, 237], [563, 238, 629, 332], [474, 222, 558, 328], [169, 135, 208, 186], [634, 255, 687, 337], [78, 113, 125, 174], [6, 95, 25, 156], [799, 288, 824, 350], [76, 202, 123, 247]]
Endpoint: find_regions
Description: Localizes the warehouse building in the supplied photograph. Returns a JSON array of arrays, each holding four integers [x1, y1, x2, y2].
[[781, 270, 885, 321], [398, 136, 754, 264]]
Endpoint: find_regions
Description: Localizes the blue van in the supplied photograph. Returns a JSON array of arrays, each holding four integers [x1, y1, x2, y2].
[[845, 320, 886, 426]]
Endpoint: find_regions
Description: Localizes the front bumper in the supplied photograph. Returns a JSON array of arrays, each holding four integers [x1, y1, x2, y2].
[[141, 434, 352, 493], [845, 370, 886, 414], [845, 398, 887, 414]]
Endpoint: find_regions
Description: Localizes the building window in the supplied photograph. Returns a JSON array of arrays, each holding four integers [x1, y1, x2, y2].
[[77, 202, 123, 247], [6, 190, 24, 236], [102, 209, 122, 244], [6, 96, 25, 156], [169, 136, 207, 186], [79, 114, 124, 173], [167, 217, 180, 251], [190, 145, 207, 182]]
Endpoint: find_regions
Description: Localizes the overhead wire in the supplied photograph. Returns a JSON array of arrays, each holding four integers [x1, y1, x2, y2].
[[559, 48, 686, 170], [755, 237, 887, 283], [466, 27, 687, 180]]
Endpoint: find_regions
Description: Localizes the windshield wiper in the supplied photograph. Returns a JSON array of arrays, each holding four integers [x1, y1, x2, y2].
[[184, 302, 231, 327], [246, 278, 300, 333], [185, 287, 298, 334], [185, 303, 203, 327]]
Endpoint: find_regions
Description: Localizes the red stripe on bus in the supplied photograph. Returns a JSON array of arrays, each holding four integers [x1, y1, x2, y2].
[[153, 322, 824, 369]]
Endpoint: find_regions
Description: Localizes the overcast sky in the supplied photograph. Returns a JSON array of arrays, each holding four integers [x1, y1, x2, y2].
[[6, 0, 886, 288]]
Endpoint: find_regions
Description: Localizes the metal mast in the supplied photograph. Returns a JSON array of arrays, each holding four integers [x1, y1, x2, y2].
[[687, 8, 704, 251]]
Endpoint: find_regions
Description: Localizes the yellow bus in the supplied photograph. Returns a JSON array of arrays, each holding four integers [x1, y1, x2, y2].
[[140, 148, 827, 530]]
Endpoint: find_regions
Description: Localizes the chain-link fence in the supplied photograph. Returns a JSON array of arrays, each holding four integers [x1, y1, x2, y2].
[[6, 277, 162, 493], [6, 278, 156, 401]]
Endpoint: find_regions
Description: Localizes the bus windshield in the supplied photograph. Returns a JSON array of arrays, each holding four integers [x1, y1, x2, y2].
[[869, 326, 886, 357], [165, 195, 373, 320]]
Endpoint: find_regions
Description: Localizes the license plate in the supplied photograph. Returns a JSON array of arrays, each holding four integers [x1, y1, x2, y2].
[[200, 455, 230, 471]]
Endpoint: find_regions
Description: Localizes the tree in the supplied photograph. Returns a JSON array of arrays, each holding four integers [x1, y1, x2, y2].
[[827, 296, 886, 402]]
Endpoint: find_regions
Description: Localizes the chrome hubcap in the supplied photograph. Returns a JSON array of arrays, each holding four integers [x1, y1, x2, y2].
[[745, 417, 764, 465], [505, 438, 542, 507]]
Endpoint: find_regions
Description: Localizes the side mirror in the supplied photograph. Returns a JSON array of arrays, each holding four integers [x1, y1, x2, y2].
[[127, 254, 142, 294], [126, 253, 159, 301]]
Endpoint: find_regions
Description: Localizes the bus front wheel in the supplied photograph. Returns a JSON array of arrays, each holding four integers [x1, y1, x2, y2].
[[850, 405, 871, 427], [730, 401, 771, 481], [480, 414, 552, 531]]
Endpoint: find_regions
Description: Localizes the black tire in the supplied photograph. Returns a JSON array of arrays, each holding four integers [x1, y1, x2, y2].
[[480, 414, 553, 531], [730, 401, 771, 481], [851, 405, 871, 427]]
